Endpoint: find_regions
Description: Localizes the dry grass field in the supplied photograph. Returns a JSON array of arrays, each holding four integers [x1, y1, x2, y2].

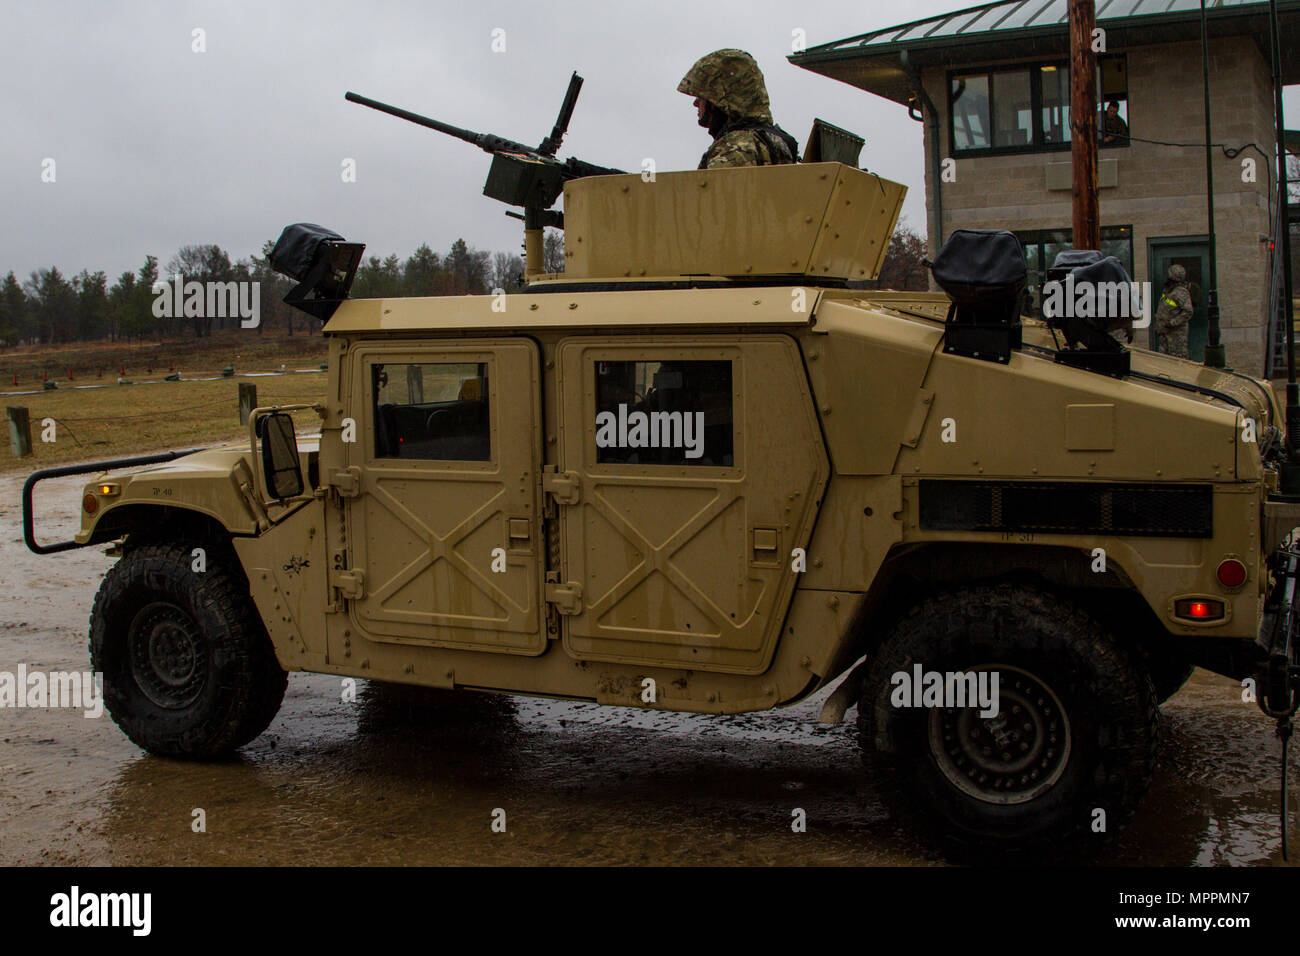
[[3, 332, 329, 473], [0, 329, 327, 387]]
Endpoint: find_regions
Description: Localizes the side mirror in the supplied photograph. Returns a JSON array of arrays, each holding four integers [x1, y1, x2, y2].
[[258, 412, 303, 500]]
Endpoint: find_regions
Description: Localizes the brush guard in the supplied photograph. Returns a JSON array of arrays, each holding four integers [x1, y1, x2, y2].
[[21, 449, 205, 555]]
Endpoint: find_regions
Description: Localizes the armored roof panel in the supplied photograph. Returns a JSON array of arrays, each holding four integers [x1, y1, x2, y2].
[[562, 163, 906, 282], [322, 286, 820, 334]]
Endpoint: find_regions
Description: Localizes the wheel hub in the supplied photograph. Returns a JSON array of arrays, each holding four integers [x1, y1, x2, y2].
[[929, 666, 1072, 806], [128, 602, 205, 709]]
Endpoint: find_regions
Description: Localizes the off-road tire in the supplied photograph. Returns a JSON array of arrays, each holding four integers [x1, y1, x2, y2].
[[858, 583, 1159, 860], [90, 540, 288, 759]]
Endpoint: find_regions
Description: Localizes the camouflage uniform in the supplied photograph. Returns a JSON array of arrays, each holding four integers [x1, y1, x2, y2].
[[678, 49, 797, 169], [1154, 264, 1194, 359]]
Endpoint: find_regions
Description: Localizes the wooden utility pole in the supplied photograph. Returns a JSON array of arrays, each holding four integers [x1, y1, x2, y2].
[[1070, 0, 1100, 251]]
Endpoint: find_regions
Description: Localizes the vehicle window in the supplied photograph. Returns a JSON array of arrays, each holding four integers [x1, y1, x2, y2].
[[372, 361, 490, 461], [594, 360, 733, 466]]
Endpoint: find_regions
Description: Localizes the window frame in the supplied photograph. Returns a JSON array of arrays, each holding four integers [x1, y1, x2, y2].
[[362, 350, 498, 469], [947, 54, 1129, 159], [581, 345, 743, 478]]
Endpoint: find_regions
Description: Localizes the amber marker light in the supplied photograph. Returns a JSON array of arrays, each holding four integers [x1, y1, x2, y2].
[[1174, 598, 1224, 621]]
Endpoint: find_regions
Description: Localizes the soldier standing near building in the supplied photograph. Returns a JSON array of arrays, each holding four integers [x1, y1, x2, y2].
[[1154, 264, 1194, 359], [679, 49, 799, 169]]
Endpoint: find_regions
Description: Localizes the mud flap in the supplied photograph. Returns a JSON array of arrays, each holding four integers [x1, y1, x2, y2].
[[819, 659, 869, 725]]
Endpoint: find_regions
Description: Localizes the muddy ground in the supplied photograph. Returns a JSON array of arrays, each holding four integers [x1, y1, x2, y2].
[[0, 469, 1293, 866]]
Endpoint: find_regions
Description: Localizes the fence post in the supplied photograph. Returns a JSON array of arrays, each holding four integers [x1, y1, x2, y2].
[[7, 406, 32, 458], [238, 383, 258, 425]]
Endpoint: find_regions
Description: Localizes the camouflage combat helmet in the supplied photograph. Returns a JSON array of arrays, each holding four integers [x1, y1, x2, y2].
[[678, 49, 773, 123], [1168, 264, 1187, 283]]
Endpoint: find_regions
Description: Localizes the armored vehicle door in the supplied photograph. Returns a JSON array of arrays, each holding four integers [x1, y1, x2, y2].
[[341, 340, 545, 654], [552, 336, 828, 674]]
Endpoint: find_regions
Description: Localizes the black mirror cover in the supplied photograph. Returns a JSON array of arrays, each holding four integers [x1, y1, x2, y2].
[[260, 412, 304, 500], [1046, 248, 1104, 284], [269, 224, 345, 282], [930, 229, 1027, 306], [268, 224, 365, 322]]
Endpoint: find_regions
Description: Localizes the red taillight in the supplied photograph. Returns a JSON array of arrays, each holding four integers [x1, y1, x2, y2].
[[1174, 598, 1224, 621], [1216, 559, 1247, 589], [82, 494, 98, 515]]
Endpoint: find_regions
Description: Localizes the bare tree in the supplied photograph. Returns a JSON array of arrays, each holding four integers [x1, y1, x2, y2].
[[488, 251, 526, 292], [877, 220, 929, 291], [543, 230, 565, 274]]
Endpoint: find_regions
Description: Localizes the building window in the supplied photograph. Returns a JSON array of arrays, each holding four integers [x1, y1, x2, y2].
[[1039, 65, 1070, 146], [372, 361, 490, 461], [594, 360, 733, 467], [1018, 226, 1134, 315], [1099, 57, 1130, 148], [951, 74, 990, 150], [949, 56, 1127, 157]]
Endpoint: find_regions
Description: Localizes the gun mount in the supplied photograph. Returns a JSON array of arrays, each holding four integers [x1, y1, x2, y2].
[[346, 72, 624, 276]]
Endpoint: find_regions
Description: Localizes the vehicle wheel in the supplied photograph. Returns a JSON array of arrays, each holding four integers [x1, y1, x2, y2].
[[90, 540, 288, 759], [858, 583, 1158, 859]]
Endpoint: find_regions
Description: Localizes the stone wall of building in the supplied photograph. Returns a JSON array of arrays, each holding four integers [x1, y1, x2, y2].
[[918, 36, 1276, 375]]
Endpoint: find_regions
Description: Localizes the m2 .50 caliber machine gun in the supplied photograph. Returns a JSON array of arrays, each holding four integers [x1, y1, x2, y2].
[[345, 72, 624, 277]]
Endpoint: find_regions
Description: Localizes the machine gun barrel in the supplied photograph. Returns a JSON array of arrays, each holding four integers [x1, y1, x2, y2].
[[345, 81, 624, 277], [538, 71, 583, 157], [344, 91, 536, 158]]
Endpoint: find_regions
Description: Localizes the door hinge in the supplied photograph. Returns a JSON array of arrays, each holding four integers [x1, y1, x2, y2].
[[327, 466, 362, 498], [331, 568, 365, 600], [542, 466, 581, 505], [545, 581, 583, 615]]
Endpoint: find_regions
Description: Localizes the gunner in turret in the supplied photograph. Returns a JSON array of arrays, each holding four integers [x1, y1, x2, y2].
[[678, 49, 799, 170]]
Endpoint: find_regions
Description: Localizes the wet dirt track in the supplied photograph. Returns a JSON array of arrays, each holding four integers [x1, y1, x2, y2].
[[0, 471, 1293, 866]]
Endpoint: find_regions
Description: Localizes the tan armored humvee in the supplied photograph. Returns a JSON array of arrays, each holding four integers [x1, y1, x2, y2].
[[26, 159, 1300, 858]]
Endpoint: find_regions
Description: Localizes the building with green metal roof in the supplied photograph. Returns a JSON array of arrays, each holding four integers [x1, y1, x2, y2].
[[791, 0, 1299, 375]]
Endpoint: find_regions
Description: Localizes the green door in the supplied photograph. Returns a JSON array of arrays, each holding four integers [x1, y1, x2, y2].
[[1148, 238, 1209, 361]]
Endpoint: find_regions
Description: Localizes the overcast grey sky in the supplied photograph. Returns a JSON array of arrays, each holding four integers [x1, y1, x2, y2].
[[2, 0, 956, 282], [3, 0, 1295, 283]]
